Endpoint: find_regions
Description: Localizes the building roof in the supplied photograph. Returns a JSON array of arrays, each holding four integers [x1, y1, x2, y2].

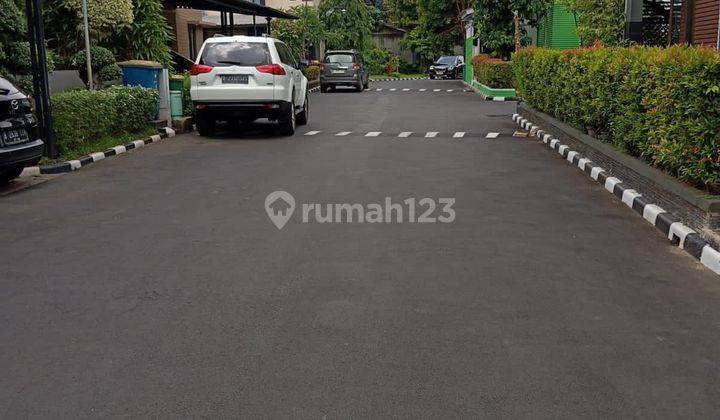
[[165, 0, 298, 19]]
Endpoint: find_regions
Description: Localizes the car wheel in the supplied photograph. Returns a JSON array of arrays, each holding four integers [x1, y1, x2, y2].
[[279, 101, 296, 136], [297, 93, 308, 126], [0, 166, 24, 184], [321, 84, 328, 93], [355, 81, 363, 92], [363, 80, 369, 90], [195, 113, 216, 136], [429, 75, 435, 80]]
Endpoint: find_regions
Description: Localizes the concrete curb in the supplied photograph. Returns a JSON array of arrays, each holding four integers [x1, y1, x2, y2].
[[369, 76, 429, 82], [511, 113, 720, 276], [463, 81, 513, 101], [21, 127, 176, 177]]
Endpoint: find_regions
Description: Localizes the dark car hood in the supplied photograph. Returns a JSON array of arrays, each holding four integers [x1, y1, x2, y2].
[[0, 77, 25, 100], [432, 64, 451, 69]]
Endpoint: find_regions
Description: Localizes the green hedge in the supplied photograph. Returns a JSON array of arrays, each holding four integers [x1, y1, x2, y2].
[[303, 65, 320, 81], [52, 86, 158, 152], [513, 46, 720, 191], [472, 55, 513, 88]]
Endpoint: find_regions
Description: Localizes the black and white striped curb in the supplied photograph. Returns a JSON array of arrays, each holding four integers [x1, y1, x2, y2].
[[463, 82, 511, 101], [308, 85, 320, 93], [370, 76, 429, 82], [302, 130, 501, 139], [369, 88, 471, 93], [22, 127, 176, 176], [512, 113, 720, 276]]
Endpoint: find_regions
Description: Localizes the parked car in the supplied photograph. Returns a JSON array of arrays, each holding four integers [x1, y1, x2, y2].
[[428, 56, 465, 79], [320, 50, 369, 93], [0, 76, 43, 184], [190, 35, 309, 136]]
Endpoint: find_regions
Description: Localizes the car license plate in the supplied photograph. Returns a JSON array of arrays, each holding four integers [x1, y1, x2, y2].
[[1, 128, 29, 146], [332, 70, 345, 74], [221, 74, 249, 84]]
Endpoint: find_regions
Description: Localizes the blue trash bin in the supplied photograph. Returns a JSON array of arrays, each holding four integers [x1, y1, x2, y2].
[[118, 60, 163, 89], [118, 60, 163, 119]]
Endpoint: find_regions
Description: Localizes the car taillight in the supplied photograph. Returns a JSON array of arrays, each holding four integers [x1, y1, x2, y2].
[[190, 64, 213, 75], [256, 64, 286, 75], [354, 63, 361, 70]]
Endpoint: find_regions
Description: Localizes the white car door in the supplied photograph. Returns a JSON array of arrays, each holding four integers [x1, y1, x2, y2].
[[275, 42, 302, 106]]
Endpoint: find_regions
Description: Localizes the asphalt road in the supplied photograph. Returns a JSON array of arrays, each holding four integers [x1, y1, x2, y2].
[[2, 79, 720, 418]]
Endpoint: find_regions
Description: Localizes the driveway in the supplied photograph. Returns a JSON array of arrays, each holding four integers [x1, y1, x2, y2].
[[2, 79, 720, 418]]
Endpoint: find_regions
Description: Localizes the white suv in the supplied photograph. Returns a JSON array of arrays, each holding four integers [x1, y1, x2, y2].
[[190, 35, 309, 136]]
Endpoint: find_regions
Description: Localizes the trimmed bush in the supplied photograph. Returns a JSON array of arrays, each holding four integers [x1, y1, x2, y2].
[[512, 45, 720, 191], [71, 46, 116, 71], [472, 54, 513, 88], [98, 63, 122, 81], [365, 47, 392, 75], [303, 65, 320, 81], [52, 86, 158, 153]]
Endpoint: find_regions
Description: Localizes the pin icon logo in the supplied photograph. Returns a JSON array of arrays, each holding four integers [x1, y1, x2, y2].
[[265, 191, 295, 230]]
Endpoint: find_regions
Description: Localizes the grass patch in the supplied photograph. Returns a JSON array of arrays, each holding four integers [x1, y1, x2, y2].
[[40, 125, 157, 166]]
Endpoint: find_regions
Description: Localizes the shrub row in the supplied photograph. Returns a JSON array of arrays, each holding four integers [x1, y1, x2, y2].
[[303, 65, 320, 81], [52, 86, 158, 152], [512, 46, 720, 191], [471, 54, 513, 88]]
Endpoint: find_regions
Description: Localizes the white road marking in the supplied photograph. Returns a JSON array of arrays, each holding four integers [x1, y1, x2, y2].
[[365, 132, 381, 137], [304, 131, 321, 136], [390, 88, 397, 91], [402, 88, 410, 91], [425, 132, 438, 138], [453, 132, 466, 138], [446, 89, 454, 92], [398, 132, 413, 138], [486, 132, 499, 138], [419, 89, 427, 92], [433, 89, 441, 92], [376, 88, 383, 91], [335, 131, 352, 136]]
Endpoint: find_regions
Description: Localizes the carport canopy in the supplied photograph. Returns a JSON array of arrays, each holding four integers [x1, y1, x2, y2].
[[165, 0, 298, 20]]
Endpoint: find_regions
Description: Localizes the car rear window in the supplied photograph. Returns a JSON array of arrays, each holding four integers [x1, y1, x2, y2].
[[200, 42, 271, 67], [325, 54, 354, 64]]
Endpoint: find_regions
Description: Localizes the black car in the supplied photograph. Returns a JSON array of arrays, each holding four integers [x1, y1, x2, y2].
[[320, 50, 370, 92], [428, 56, 465, 79], [0, 76, 43, 183]]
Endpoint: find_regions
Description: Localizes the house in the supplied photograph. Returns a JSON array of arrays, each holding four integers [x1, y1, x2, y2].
[[163, 0, 298, 65], [679, 0, 720, 48], [372, 23, 416, 64]]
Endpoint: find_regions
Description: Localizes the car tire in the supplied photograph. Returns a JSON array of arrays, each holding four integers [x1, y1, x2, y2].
[[321, 84, 328, 93], [278, 101, 296, 136], [297, 93, 308, 126], [355, 81, 363, 92], [196, 113, 216, 136], [0, 166, 24, 184], [363, 79, 369, 90], [429, 75, 435, 80]]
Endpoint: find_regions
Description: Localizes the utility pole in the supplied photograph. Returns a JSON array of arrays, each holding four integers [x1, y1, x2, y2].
[[81, 0, 93, 90], [513, 11, 521, 51]]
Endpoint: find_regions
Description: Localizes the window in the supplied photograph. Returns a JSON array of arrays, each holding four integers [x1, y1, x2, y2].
[[200, 42, 271, 67], [325, 54, 354, 64], [275, 42, 296, 67]]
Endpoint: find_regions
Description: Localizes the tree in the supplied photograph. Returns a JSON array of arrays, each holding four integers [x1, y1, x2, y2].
[[111, 0, 173, 68], [473, 0, 553, 59], [319, 0, 378, 52], [0, 0, 56, 91], [384, 0, 471, 62], [566, 0, 625, 46], [272, 5, 326, 59]]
